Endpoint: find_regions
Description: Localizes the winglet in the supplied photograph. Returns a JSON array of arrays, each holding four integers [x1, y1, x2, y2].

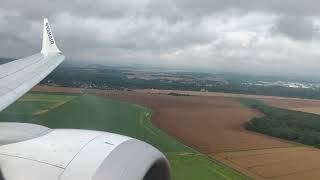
[[41, 18, 61, 55]]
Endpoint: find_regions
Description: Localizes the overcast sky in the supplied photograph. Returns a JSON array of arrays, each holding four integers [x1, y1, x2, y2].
[[1, 0, 320, 77]]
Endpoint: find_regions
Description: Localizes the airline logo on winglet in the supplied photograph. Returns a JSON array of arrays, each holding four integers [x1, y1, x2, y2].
[[45, 22, 55, 45], [41, 18, 61, 55]]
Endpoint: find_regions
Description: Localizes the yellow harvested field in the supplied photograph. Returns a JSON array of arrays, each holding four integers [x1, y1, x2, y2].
[[214, 146, 320, 180]]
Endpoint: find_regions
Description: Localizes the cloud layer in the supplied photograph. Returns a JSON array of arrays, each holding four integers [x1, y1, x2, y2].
[[1, 0, 320, 77]]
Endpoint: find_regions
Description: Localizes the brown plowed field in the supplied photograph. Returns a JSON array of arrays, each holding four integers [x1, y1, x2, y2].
[[86, 89, 298, 153], [213, 146, 320, 180], [258, 98, 320, 115], [32, 87, 320, 180], [142, 89, 320, 115], [32, 85, 83, 94]]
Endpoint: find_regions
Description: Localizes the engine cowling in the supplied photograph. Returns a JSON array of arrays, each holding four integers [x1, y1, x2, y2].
[[0, 123, 171, 180]]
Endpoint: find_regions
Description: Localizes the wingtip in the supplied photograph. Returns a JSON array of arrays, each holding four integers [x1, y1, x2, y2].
[[40, 18, 61, 55], [43, 18, 49, 23]]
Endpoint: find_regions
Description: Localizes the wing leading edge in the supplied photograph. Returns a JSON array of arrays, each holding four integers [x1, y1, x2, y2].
[[0, 18, 65, 111]]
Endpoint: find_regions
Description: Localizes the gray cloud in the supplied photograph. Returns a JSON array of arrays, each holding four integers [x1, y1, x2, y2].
[[1, 0, 147, 19], [174, 0, 320, 17], [3, 0, 320, 23], [272, 16, 318, 41], [1, 0, 320, 77]]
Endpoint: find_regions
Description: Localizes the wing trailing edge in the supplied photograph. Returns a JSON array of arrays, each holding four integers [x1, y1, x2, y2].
[[41, 18, 61, 55]]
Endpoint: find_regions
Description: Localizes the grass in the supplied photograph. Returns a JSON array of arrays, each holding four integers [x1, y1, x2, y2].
[[239, 97, 320, 149], [0, 93, 76, 122], [0, 92, 249, 180]]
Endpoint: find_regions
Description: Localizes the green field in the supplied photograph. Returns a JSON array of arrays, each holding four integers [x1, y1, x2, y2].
[[0, 92, 249, 180], [239, 97, 320, 149]]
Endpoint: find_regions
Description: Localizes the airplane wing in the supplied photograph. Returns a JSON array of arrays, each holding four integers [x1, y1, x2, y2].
[[0, 18, 65, 111], [0, 19, 171, 180]]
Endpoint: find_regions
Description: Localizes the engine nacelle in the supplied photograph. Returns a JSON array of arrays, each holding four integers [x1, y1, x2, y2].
[[0, 123, 171, 180]]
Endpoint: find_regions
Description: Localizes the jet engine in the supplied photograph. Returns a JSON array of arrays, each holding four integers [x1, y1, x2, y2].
[[0, 123, 171, 180]]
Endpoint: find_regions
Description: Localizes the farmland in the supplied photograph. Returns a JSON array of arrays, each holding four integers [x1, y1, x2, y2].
[[0, 92, 248, 180], [28, 86, 320, 179], [88, 90, 294, 153], [88, 89, 320, 180], [257, 97, 320, 115]]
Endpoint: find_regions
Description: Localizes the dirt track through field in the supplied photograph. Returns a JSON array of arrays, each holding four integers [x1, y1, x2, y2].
[[33, 86, 320, 180]]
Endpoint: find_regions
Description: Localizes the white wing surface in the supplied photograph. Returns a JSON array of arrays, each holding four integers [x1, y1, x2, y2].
[[0, 18, 65, 111], [0, 18, 172, 180]]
